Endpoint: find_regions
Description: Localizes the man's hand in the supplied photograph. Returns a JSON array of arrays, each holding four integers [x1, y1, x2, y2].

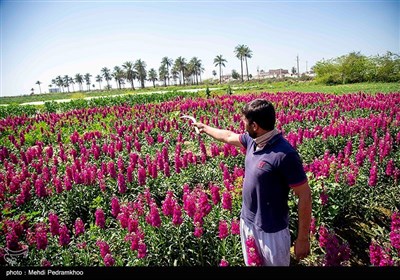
[[294, 238, 310, 260]]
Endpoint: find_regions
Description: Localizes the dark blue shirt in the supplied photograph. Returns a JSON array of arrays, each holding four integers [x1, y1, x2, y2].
[[239, 132, 307, 233]]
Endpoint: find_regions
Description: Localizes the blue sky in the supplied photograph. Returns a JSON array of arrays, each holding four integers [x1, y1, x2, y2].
[[1, 0, 399, 97]]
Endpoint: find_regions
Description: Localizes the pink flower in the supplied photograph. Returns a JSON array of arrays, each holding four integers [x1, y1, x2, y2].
[[138, 167, 146, 186], [103, 253, 115, 266], [368, 164, 378, 186], [210, 184, 221, 205], [58, 224, 70, 246], [162, 191, 175, 216], [77, 242, 87, 249], [95, 208, 106, 229], [231, 219, 240, 235], [218, 220, 229, 239], [41, 259, 51, 267], [117, 173, 126, 193], [245, 235, 263, 266], [35, 223, 48, 250], [111, 197, 121, 218], [219, 259, 229, 266], [48, 213, 60, 236], [222, 191, 232, 211], [172, 204, 183, 226], [194, 226, 203, 238], [74, 218, 85, 236], [137, 242, 147, 259], [96, 240, 110, 258], [145, 203, 161, 228]]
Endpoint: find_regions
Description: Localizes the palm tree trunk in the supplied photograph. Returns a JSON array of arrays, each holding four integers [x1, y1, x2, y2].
[[245, 58, 249, 81], [167, 66, 170, 86], [240, 58, 244, 82]]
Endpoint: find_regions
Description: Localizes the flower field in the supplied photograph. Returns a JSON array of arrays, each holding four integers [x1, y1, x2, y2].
[[0, 91, 399, 267]]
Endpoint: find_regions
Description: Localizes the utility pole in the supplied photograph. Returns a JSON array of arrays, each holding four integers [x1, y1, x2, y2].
[[306, 61, 308, 73], [296, 54, 300, 78]]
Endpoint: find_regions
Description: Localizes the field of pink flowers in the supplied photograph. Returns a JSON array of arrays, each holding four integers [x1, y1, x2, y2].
[[0, 91, 399, 267]]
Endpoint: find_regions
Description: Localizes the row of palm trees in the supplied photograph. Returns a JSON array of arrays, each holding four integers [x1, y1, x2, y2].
[[36, 44, 253, 94]]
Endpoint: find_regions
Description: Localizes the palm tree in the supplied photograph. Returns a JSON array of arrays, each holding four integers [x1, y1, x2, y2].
[[171, 67, 179, 86], [213, 55, 227, 84], [134, 59, 147, 89], [51, 79, 57, 93], [112, 66, 124, 89], [55, 76, 64, 92], [95, 75, 103, 90], [35, 81, 42, 94], [234, 44, 247, 82], [148, 68, 158, 88], [185, 62, 195, 85], [84, 73, 92, 91], [63, 75, 70, 92], [174, 57, 186, 86], [74, 74, 84, 91], [122, 61, 136, 90], [161, 57, 173, 86], [291, 66, 297, 76], [189, 57, 203, 85], [243, 45, 253, 81], [158, 65, 168, 87], [68, 77, 75, 92], [101, 67, 112, 90]]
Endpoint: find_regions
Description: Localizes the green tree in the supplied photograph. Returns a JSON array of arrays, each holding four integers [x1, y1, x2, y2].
[[101, 67, 112, 89], [158, 65, 168, 87], [134, 59, 147, 89], [243, 45, 253, 81], [68, 77, 75, 92], [148, 68, 158, 88], [234, 44, 246, 82], [112, 66, 124, 89], [171, 66, 180, 86], [213, 55, 227, 84], [55, 76, 64, 92], [291, 66, 297, 76], [188, 57, 203, 85], [122, 61, 137, 90], [95, 75, 103, 90], [74, 73, 84, 91], [35, 81, 42, 94], [231, 69, 240, 80], [84, 73, 92, 91], [313, 59, 341, 85], [161, 57, 173, 86], [373, 51, 400, 82], [174, 56, 187, 86], [63, 75, 70, 92], [339, 52, 369, 83]]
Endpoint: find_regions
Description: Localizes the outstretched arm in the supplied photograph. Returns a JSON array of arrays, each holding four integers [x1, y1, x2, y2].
[[193, 122, 243, 148]]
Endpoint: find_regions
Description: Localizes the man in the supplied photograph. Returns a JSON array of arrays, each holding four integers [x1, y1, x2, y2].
[[193, 98, 312, 266]]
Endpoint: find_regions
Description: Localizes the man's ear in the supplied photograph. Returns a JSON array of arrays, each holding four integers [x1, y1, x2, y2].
[[252, 121, 259, 131]]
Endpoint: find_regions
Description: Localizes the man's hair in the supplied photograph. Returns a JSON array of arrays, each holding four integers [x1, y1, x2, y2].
[[241, 98, 276, 130]]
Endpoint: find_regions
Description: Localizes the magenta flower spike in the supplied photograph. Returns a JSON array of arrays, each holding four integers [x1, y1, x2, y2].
[[95, 208, 106, 229]]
